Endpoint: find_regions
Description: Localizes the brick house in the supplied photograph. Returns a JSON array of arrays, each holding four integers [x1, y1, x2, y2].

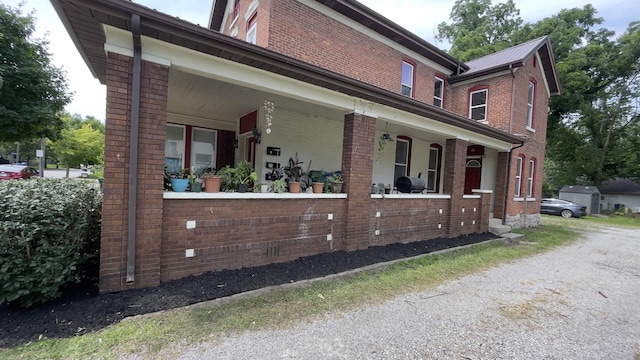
[[53, 0, 560, 292]]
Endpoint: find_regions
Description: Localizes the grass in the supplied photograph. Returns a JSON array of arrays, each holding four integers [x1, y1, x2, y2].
[[0, 221, 594, 359], [541, 213, 640, 230]]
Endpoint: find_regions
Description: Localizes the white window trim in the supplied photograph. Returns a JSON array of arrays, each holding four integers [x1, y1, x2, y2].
[[514, 156, 523, 197], [165, 124, 186, 173], [434, 76, 444, 108], [527, 159, 535, 197], [395, 138, 410, 177], [401, 61, 414, 97], [246, 20, 257, 44], [526, 81, 535, 128], [426, 146, 439, 192], [469, 89, 488, 121]]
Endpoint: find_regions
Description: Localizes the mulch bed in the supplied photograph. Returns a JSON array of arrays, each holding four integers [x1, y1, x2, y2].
[[0, 233, 494, 348]]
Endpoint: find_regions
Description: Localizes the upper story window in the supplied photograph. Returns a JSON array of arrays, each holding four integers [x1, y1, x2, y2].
[[246, 13, 257, 44], [514, 155, 524, 197], [469, 88, 488, 121], [426, 143, 442, 192], [232, 0, 240, 20], [401, 61, 414, 97], [394, 136, 412, 185], [526, 80, 535, 129], [433, 76, 445, 108], [527, 158, 535, 197]]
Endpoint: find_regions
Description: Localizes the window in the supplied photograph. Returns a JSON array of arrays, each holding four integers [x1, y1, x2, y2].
[[394, 136, 411, 185], [426, 144, 442, 192], [165, 125, 185, 173], [527, 159, 535, 197], [232, 0, 240, 20], [469, 88, 488, 121], [433, 76, 444, 108], [514, 155, 524, 197], [165, 124, 217, 174], [246, 13, 257, 44], [526, 80, 535, 129], [401, 61, 414, 97]]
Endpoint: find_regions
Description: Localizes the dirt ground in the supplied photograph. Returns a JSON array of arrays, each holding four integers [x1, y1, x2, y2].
[[0, 232, 493, 348]]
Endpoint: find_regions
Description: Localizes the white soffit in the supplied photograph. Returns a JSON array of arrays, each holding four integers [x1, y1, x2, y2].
[[102, 25, 512, 151]]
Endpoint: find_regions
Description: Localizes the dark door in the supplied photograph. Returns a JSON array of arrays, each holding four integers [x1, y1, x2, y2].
[[591, 193, 600, 214], [464, 159, 482, 194]]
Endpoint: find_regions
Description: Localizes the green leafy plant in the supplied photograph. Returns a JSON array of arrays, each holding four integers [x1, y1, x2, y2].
[[235, 161, 258, 185], [0, 178, 102, 307], [283, 153, 305, 183], [272, 179, 286, 193]]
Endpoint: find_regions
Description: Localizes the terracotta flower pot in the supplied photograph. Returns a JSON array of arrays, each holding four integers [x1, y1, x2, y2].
[[289, 181, 301, 193], [312, 182, 324, 193], [204, 176, 222, 193]]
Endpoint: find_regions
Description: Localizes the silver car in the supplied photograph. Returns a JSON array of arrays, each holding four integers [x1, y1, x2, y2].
[[540, 198, 587, 218]]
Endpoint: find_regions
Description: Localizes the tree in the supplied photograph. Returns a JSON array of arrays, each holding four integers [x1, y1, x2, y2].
[[436, 2, 640, 191], [0, 3, 71, 143], [436, 0, 522, 61], [49, 115, 104, 176]]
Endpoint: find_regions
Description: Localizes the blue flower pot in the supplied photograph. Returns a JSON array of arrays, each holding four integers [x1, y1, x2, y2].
[[170, 178, 189, 192]]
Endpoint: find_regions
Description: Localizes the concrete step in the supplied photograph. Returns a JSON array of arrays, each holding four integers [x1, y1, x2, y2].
[[500, 232, 525, 240], [489, 218, 511, 236]]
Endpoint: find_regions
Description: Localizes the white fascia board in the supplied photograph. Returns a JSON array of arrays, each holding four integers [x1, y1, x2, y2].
[[298, 0, 453, 76], [103, 25, 512, 151], [449, 70, 512, 88]]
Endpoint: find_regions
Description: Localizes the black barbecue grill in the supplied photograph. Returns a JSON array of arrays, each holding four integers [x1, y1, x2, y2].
[[396, 173, 426, 193]]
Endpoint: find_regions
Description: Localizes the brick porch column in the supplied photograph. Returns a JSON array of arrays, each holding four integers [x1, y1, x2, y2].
[[443, 138, 468, 238], [100, 52, 169, 292], [493, 151, 509, 220], [341, 112, 376, 251]]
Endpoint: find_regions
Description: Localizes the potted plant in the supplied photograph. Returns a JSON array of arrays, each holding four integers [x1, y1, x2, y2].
[[309, 171, 324, 194], [235, 161, 258, 193], [188, 172, 202, 192], [284, 153, 305, 193], [272, 179, 286, 193], [202, 167, 222, 193], [255, 183, 269, 193], [326, 173, 343, 193], [169, 168, 190, 192], [216, 166, 236, 192]]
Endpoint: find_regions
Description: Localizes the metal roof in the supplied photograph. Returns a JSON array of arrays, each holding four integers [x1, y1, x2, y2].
[[451, 36, 561, 96]]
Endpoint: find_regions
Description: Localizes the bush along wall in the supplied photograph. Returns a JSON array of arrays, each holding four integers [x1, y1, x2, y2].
[[0, 178, 102, 308]]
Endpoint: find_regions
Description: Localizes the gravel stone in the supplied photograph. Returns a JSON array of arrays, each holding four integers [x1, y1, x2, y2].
[[170, 226, 640, 360]]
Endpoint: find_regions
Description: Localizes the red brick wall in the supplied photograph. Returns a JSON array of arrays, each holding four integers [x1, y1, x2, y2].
[[448, 76, 514, 131], [160, 198, 347, 281], [342, 113, 376, 250], [266, 0, 439, 105], [443, 138, 468, 237], [100, 53, 169, 292], [220, 0, 271, 47], [371, 198, 450, 245]]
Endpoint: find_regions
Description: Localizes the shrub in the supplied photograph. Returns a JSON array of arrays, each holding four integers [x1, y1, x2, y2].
[[0, 178, 102, 307]]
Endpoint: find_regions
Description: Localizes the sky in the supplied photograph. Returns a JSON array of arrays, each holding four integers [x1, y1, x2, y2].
[[2, 0, 636, 121]]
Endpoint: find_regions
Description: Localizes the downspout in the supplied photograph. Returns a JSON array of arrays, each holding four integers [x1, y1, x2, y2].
[[127, 13, 142, 284], [503, 141, 525, 225]]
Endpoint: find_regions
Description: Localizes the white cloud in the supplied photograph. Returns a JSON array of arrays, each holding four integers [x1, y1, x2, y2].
[[4, 0, 636, 121]]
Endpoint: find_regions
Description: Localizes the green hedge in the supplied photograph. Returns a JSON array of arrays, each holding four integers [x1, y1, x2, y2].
[[0, 178, 102, 307]]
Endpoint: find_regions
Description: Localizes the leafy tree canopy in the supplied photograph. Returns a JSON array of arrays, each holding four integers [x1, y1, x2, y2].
[[48, 113, 105, 169], [0, 3, 71, 143]]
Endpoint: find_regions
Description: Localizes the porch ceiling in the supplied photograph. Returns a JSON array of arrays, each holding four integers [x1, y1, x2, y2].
[[167, 69, 348, 124]]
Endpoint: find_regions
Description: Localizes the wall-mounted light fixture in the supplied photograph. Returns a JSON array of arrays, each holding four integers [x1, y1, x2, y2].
[[252, 128, 261, 144], [232, 138, 239, 148]]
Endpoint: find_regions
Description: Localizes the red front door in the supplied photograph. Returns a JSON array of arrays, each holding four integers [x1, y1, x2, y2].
[[464, 159, 482, 194]]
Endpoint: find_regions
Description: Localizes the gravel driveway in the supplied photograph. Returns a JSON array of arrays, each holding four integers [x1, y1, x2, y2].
[[173, 225, 640, 359]]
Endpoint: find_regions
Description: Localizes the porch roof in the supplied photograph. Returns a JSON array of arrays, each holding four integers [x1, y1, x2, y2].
[[51, 0, 525, 145]]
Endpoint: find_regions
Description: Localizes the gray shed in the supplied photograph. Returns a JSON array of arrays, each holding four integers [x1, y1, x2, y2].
[[558, 185, 600, 214]]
